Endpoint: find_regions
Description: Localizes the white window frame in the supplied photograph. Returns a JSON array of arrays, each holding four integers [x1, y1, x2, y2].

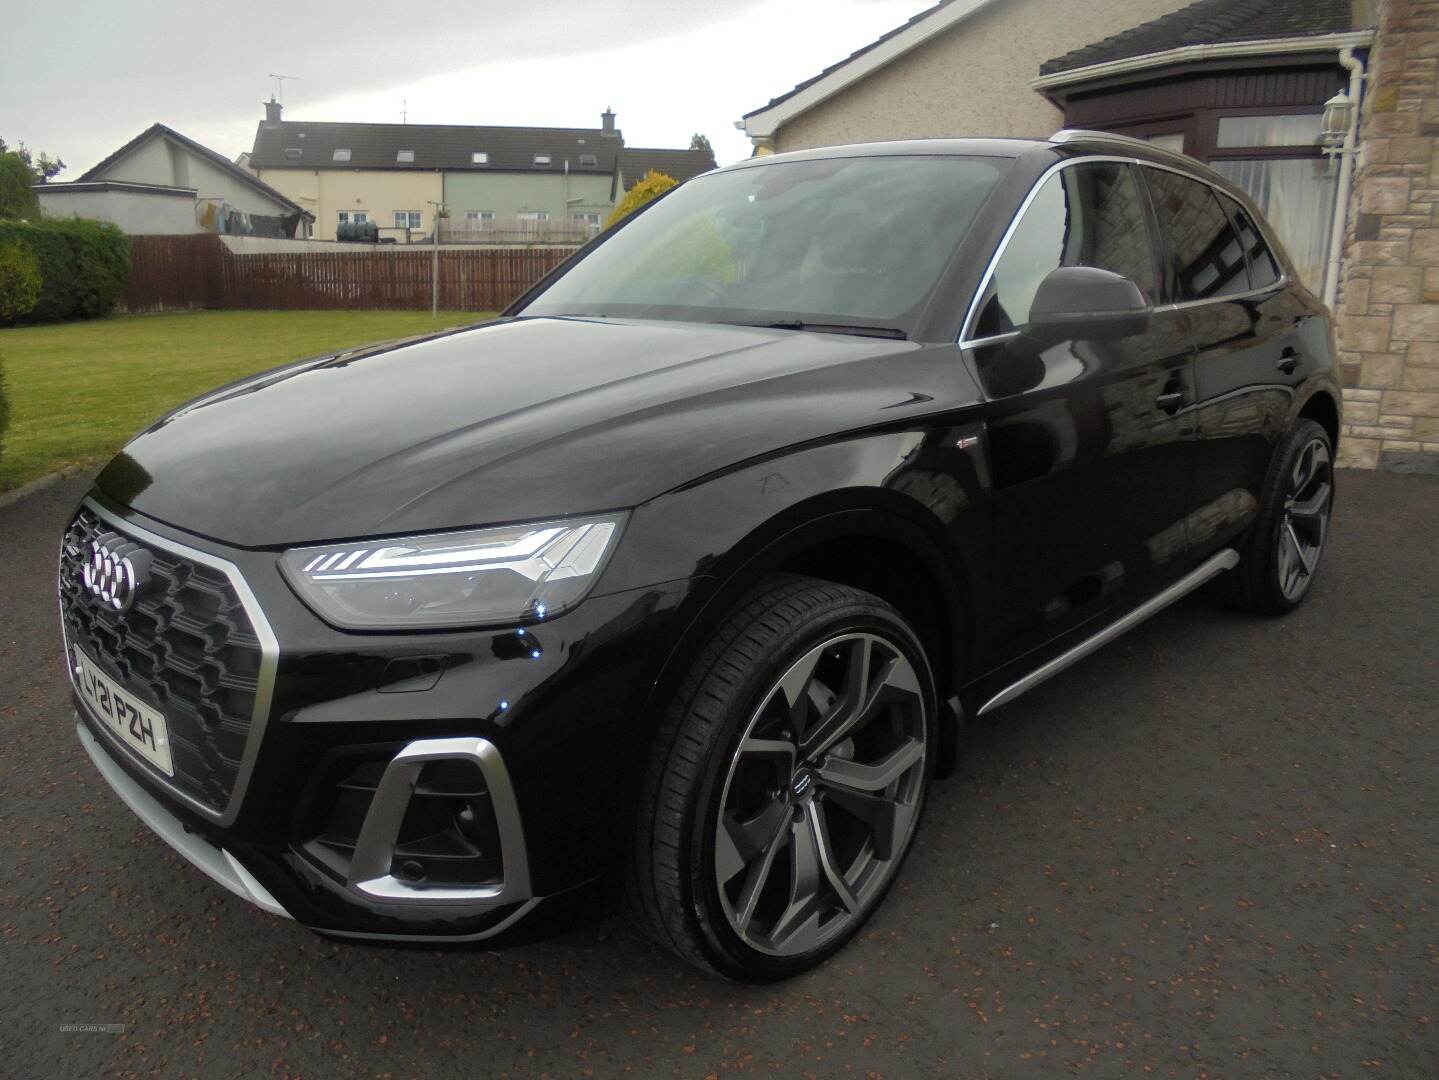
[[533, 154, 552, 167], [394, 210, 421, 230], [571, 211, 601, 230], [332, 148, 352, 162], [337, 211, 369, 225], [396, 149, 415, 163], [517, 211, 550, 223], [464, 210, 496, 224], [471, 151, 489, 165]]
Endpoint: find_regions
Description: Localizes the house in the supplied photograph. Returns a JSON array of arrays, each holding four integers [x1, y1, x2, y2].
[[247, 103, 713, 242], [617, 147, 718, 191], [39, 123, 313, 237], [737, 0, 1437, 475]]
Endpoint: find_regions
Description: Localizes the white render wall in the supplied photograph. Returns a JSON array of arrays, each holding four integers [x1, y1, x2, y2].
[[36, 188, 197, 235]]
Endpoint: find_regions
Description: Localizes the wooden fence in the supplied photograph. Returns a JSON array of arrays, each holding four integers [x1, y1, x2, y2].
[[121, 235, 577, 314]]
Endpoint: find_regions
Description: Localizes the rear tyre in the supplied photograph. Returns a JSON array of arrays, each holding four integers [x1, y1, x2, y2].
[[627, 574, 936, 981], [1211, 418, 1334, 615]]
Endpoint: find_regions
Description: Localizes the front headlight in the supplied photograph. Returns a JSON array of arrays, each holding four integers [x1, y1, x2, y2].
[[280, 514, 624, 629]]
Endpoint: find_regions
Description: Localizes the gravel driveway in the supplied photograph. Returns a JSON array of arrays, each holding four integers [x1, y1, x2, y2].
[[2, 470, 1435, 1079]]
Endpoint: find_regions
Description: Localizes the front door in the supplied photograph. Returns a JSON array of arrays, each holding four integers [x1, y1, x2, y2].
[[966, 160, 1197, 671]]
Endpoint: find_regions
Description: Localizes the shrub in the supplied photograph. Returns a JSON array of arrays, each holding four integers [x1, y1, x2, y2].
[[0, 240, 41, 321], [0, 218, 131, 324], [0, 151, 39, 220], [606, 170, 678, 228]]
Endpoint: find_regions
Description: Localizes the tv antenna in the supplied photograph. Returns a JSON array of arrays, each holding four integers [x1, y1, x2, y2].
[[269, 73, 300, 104], [402, 98, 408, 124]]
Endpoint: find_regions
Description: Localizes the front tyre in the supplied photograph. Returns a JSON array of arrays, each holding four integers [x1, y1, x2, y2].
[[1213, 418, 1334, 615], [628, 574, 936, 981]]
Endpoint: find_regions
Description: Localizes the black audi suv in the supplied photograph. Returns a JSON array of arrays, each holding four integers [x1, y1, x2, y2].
[[60, 131, 1339, 981]]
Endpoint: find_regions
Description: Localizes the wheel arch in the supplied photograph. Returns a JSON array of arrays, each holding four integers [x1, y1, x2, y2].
[[627, 487, 978, 786], [1296, 386, 1341, 448]]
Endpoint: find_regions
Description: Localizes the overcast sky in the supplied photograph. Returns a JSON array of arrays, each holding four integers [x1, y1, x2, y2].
[[1, 0, 925, 176]]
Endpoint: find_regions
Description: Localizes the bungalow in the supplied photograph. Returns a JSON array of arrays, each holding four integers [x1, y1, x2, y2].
[[738, 0, 1439, 475]]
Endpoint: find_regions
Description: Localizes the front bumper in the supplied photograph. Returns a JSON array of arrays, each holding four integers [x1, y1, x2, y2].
[[65, 494, 693, 942]]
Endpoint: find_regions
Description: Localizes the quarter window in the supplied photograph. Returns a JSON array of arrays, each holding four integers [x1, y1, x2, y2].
[[974, 161, 1156, 337], [1218, 193, 1281, 290], [1143, 167, 1249, 302]]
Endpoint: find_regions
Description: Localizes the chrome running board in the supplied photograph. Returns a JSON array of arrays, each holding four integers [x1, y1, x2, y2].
[[977, 548, 1240, 716]]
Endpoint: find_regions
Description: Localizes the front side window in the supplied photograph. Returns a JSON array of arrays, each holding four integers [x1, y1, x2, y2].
[[394, 210, 421, 229], [1143, 167, 1249, 302], [519, 155, 1006, 334], [973, 161, 1156, 338]]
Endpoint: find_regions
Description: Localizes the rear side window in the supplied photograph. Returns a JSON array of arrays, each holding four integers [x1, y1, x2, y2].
[[1142, 167, 1250, 301], [1219, 193, 1282, 290], [974, 161, 1156, 337]]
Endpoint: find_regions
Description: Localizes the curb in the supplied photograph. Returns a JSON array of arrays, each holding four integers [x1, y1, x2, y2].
[[0, 466, 86, 511]]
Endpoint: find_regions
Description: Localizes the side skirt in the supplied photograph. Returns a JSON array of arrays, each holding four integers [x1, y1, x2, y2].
[[976, 548, 1239, 716]]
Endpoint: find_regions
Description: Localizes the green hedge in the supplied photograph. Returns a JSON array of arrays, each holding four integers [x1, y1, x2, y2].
[[0, 218, 131, 325]]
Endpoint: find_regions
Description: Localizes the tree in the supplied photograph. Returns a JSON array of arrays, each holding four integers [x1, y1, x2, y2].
[[689, 133, 713, 157], [607, 170, 678, 228], [0, 153, 40, 220], [0, 137, 65, 182]]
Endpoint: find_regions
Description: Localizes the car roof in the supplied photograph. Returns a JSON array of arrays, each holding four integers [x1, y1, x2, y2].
[[715, 130, 1227, 185]]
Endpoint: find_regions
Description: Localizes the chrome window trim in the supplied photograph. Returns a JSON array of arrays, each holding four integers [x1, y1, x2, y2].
[[956, 154, 1289, 350], [347, 736, 533, 909], [67, 496, 280, 828]]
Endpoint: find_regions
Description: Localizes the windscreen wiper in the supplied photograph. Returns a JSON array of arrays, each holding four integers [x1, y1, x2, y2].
[[737, 320, 908, 340]]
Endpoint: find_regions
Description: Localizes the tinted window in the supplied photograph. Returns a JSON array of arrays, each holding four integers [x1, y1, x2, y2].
[[521, 155, 1005, 333], [974, 162, 1156, 337], [1219, 193, 1282, 290], [1143, 167, 1250, 301]]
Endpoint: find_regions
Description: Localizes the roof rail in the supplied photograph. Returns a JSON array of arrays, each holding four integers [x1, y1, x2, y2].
[[1048, 127, 1220, 174], [1051, 128, 1161, 151]]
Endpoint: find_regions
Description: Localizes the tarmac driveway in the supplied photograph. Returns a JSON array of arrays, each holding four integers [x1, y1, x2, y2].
[[2, 469, 1435, 1079]]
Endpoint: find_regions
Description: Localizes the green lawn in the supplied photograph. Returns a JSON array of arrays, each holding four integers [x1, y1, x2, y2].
[[0, 309, 487, 493]]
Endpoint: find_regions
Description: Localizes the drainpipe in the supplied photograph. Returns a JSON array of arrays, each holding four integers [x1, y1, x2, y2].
[[1323, 47, 1367, 310]]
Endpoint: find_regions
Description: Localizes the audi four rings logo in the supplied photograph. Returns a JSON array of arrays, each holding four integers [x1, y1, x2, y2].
[[81, 533, 152, 613]]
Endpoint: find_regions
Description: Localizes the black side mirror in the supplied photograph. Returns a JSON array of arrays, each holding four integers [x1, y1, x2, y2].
[[1024, 266, 1151, 345]]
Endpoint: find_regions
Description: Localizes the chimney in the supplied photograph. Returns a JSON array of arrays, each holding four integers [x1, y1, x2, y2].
[[601, 107, 616, 136], [264, 96, 283, 125]]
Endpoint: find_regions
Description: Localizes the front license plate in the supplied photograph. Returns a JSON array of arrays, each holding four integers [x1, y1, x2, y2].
[[73, 647, 174, 776]]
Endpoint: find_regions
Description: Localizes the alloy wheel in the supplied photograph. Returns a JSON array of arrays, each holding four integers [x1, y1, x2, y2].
[[712, 632, 928, 957], [1277, 436, 1332, 601]]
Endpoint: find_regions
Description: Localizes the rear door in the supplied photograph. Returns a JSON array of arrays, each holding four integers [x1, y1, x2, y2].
[[967, 159, 1197, 671], [1140, 167, 1303, 555]]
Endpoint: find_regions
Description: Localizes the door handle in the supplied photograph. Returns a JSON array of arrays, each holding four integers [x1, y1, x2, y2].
[[1277, 348, 1302, 376], [1155, 390, 1186, 414]]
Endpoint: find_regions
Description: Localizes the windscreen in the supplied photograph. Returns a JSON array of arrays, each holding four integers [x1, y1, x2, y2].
[[518, 155, 1007, 335]]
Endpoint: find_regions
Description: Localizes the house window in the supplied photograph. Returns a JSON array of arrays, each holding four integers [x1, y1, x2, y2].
[[396, 149, 415, 163], [333, 149, 352, 162], [394, 211, 422, 229], [465, 210, 496, 225], [571, 211, 601, 230], [337, 211, 369, 224], [578, 153, 598, 168], [471, 151, 489, 164], [1216, 114, 1323, 149], [518, 211, 550, 229], [533, 154, 551, 167], [283, 148, 302, 161]]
